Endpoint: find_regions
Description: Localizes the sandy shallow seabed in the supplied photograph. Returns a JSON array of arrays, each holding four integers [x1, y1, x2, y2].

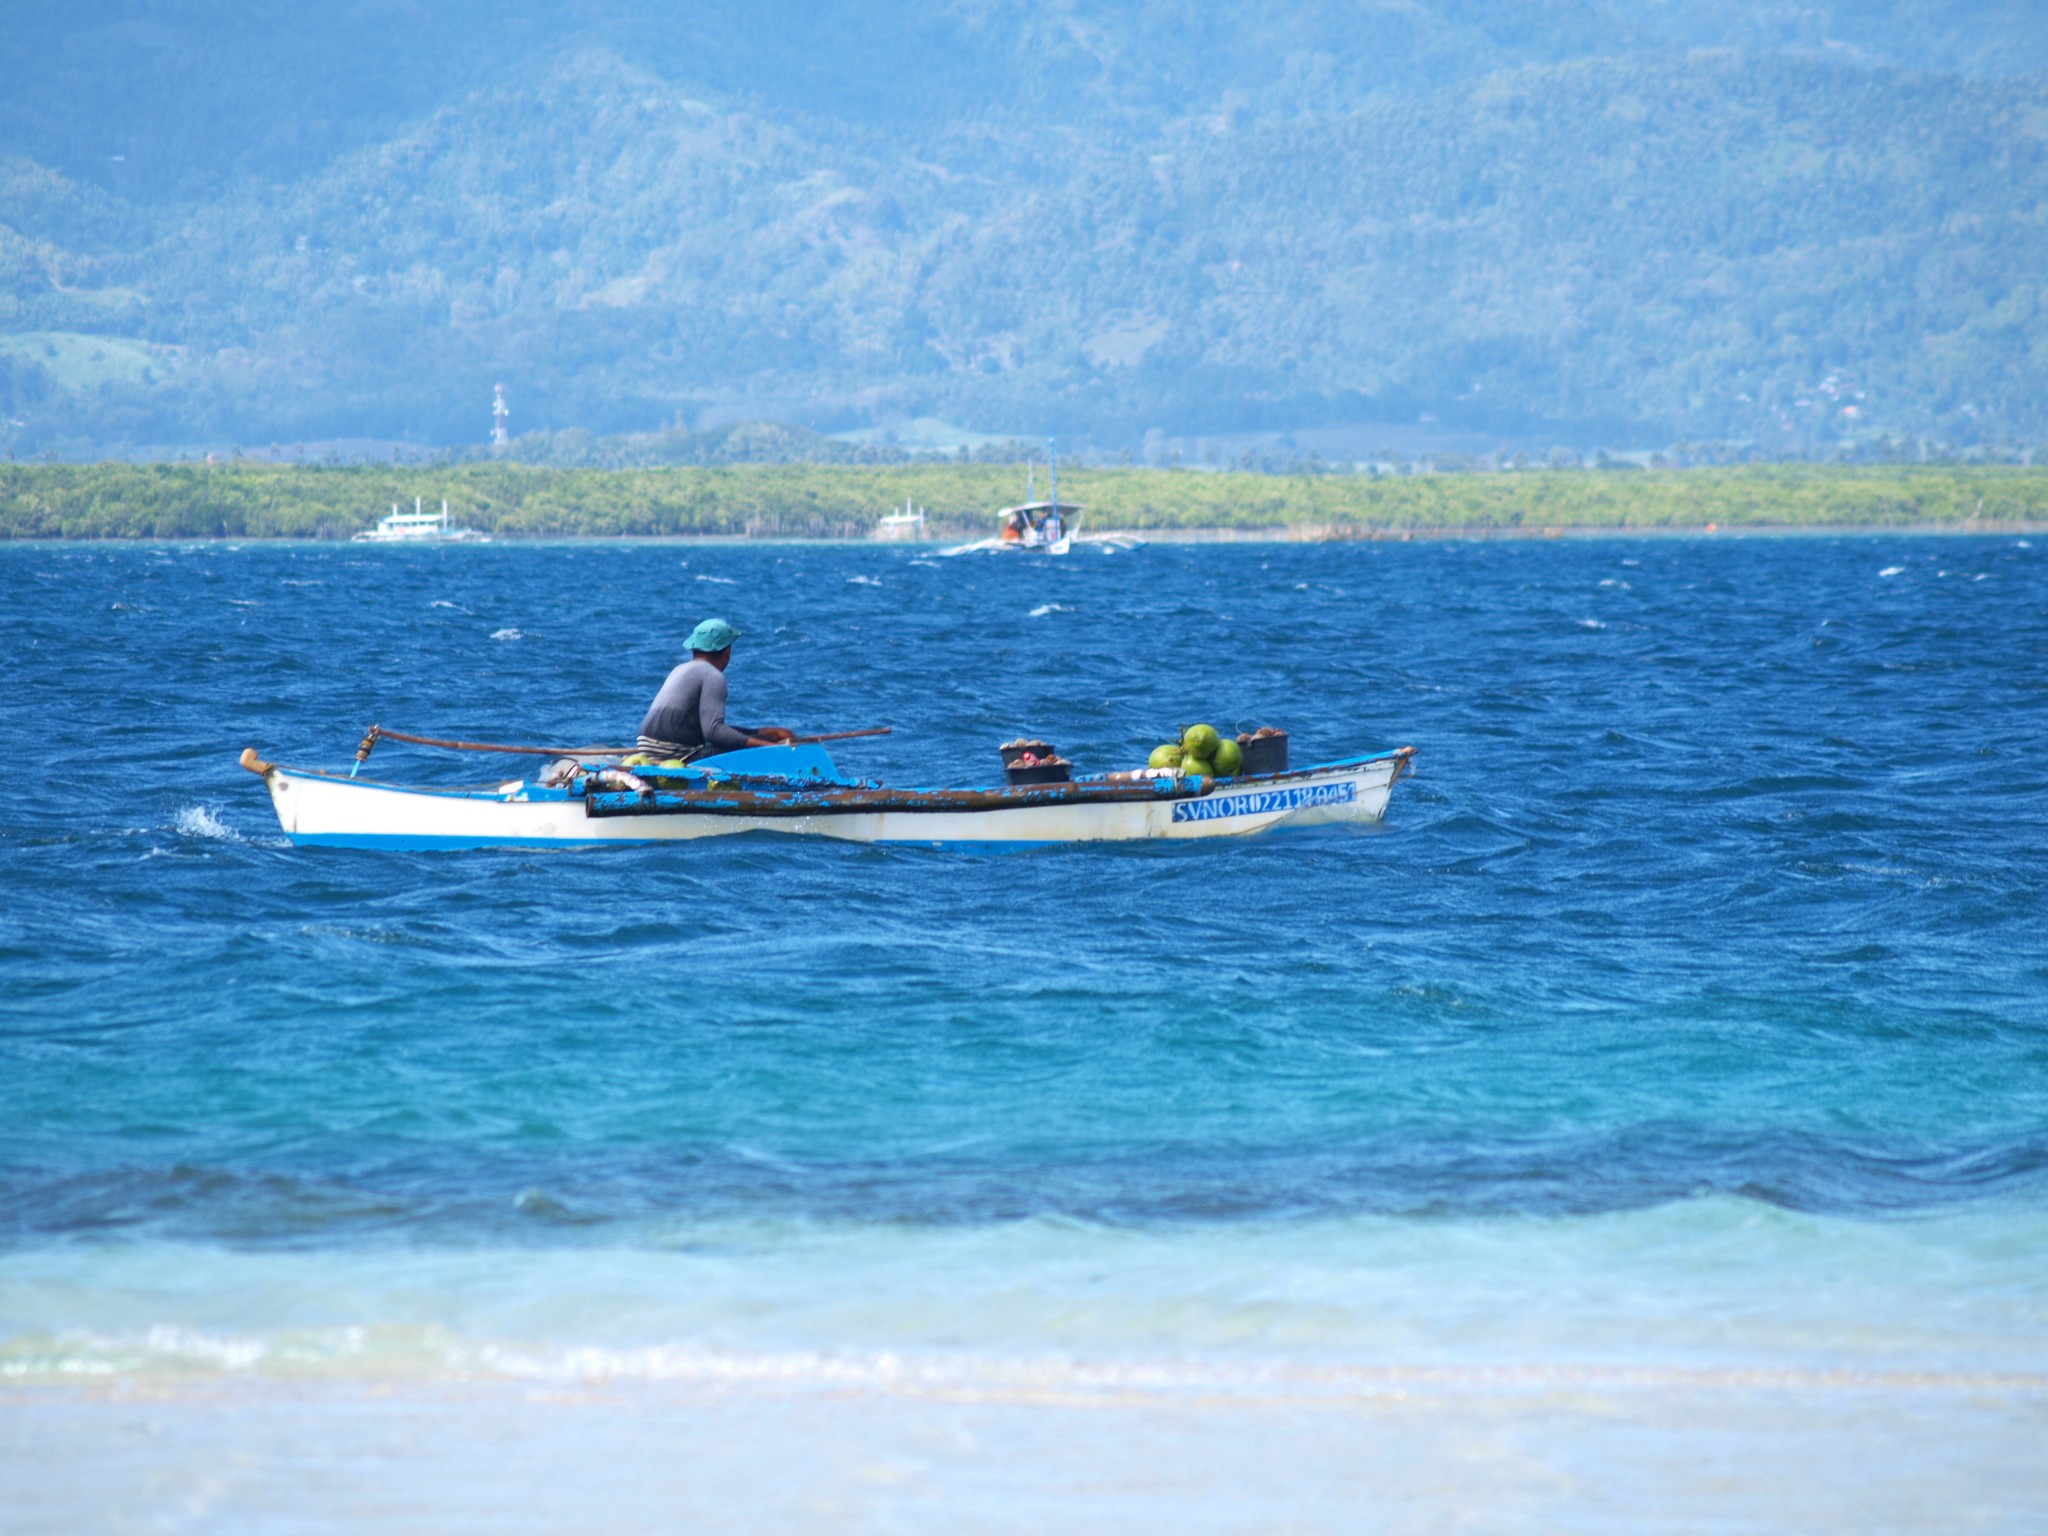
[[7, 1367, 2046, 1535]]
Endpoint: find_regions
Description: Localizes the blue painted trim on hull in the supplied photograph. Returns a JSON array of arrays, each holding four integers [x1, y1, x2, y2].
[[293, 833, 623, 849], [291, 831, 1079, 851], [287, 823, 1365, 852]]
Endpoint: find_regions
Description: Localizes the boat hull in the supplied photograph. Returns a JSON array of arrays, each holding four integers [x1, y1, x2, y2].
[[253, 754, 1412, 850]]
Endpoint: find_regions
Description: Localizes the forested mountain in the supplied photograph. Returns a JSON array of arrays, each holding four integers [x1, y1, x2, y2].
[[3, 2, 2045, 457]]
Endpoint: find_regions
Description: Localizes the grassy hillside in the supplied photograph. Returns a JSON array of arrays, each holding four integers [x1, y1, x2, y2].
[[4, 462, 2042, 540], [3, 6, 2047, 455]]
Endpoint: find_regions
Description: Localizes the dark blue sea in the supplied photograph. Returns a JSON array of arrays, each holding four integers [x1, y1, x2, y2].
[[4, 534, 2046, 1529]]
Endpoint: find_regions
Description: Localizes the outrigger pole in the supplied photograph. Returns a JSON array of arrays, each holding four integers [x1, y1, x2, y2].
[[351, 723, 892, 775]]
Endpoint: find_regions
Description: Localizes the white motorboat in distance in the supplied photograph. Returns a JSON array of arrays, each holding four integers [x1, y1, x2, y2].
[[939, 503, 1144, 556], [353, 498, 491, 543], [940, 441, 1141, 555], [239, 741, 1415, 850], [942, 498, 1084, 556]]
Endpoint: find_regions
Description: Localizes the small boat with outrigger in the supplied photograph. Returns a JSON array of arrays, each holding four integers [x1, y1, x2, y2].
[[939, 442, 1142, 556], [238, 723, 1414, 851]]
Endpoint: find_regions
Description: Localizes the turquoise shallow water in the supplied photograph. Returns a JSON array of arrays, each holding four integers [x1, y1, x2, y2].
[[1, 535, 2045, 1394]]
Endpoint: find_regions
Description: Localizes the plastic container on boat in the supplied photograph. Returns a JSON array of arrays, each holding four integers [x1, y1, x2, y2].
[[999, 739, 1056, 767], [1238, 730, 1289, 775], [1004, 758, 1073, 785]]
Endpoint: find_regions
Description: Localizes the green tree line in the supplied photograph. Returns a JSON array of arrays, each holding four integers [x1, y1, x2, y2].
[[5, 462, 2044, 540]]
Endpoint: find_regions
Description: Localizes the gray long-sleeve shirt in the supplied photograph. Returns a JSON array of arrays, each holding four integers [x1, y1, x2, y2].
[[637, 659, 753, 753]]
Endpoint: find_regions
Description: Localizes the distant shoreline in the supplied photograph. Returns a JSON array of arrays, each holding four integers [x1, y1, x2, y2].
[[1091, 520, 2048, 543], [4, 521, 2043, 547], [4, 463, 2045, 541]]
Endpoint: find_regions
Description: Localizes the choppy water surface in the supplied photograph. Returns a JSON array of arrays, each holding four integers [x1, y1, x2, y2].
[[2, 535, 2045, 1391]]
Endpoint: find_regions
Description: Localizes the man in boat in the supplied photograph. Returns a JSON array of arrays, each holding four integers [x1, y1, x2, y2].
[[633, 618, 794, 761]]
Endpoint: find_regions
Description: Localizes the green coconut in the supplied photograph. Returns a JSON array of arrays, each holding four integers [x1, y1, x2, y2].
[[1212, 738, 1244, 776], [1148, 743, 1184, 770], [1181, 757, 1215, 779], [1181, 723, 1222, 758]]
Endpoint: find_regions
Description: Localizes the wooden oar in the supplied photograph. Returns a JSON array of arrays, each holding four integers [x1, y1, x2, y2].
[[784, 727, 892, 745]]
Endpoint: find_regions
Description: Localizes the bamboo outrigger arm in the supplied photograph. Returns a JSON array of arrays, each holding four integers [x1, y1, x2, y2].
[[351, 723, 891, 769], [245, 727, 895, 780], [354, 724, 641, 763]]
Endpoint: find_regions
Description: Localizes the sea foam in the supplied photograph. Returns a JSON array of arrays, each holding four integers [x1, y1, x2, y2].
[[172, 806, 240, 841]]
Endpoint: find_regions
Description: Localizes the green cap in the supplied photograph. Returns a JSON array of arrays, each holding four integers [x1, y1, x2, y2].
[[686, 617, 741, 653]]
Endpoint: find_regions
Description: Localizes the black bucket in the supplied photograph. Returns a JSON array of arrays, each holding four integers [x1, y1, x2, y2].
[[999, 739, 1056, 767], [1005, 758, 1072, 785], [1237, 731, 1289, 775]]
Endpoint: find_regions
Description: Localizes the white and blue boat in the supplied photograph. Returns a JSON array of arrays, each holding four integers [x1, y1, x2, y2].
[[939, 440, 1142, 556], [238, 742, 1415, 850]]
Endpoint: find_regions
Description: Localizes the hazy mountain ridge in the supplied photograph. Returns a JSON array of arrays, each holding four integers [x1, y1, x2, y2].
[[3, 2, 2045, 455], [11, 2, 2042, 198]]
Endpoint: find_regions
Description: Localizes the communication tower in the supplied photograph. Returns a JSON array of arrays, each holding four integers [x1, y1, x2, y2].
[[491, 383, 509, 447]]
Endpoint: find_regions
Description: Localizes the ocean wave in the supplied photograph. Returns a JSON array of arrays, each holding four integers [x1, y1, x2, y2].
[[6, 1126, 2047, 1244], [7, 1197, 2048, 1387], [9, 1327, 2043, 1394], [172, 806, 241, 842]]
